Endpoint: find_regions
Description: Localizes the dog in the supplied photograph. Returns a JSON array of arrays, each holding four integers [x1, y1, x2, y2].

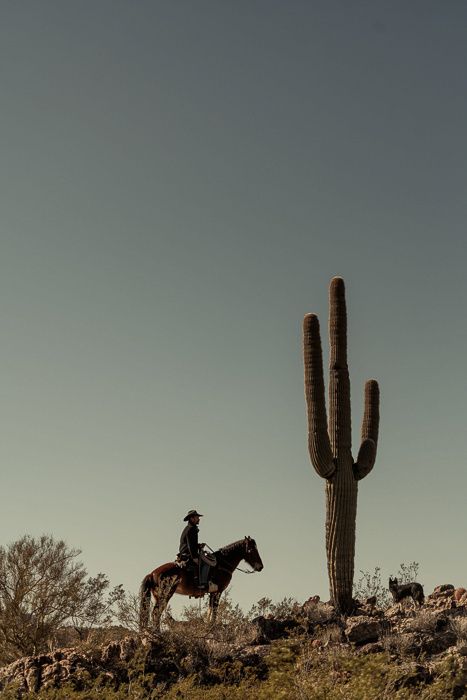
[[389, 577, 424, 606]]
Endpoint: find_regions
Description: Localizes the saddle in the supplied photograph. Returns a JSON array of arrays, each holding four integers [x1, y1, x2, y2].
[[200, 550, 217, 567], [175, 550, 218, 593], [176, 550, 217, 568]]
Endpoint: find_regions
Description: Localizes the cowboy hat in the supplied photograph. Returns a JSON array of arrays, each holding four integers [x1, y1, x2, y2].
[[183, 509, 203, 521]]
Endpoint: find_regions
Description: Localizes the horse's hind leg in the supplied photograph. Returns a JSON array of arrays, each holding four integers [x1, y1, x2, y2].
[[151, 575, 179, 631]]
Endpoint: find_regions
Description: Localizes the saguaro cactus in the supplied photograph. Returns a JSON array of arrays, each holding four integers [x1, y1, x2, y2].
[[303, 277, 380, 613]]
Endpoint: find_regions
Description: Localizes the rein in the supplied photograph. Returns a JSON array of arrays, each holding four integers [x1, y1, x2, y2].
[[235, 566, 256, 574]]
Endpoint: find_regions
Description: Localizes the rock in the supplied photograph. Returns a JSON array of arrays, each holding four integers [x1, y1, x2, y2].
[[250, 615, 301, 643], [418, 630, 457, 655], [0, 639, 138, 694], [101, 636, 138, 665], [345, 617, 382, 645], [235, 645, 269, 680], [386, 604, 405, 618], [24, 658, 42, 693], [302, 595, 321, 611], [434, 584, 455, 594], [454, 588, 467, 603]]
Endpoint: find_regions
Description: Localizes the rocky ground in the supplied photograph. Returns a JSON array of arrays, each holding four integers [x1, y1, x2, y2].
[[1, 584, 466, 698]]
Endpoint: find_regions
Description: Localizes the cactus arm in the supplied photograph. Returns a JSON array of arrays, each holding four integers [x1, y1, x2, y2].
[[354, 379, 380, 480], [328, 277, 352, 454], [354, 438, 376, 480], [303, 314, 335, 479]]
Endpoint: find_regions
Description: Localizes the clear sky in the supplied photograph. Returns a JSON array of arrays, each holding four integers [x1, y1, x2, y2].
[[1, 1, 466, 613]]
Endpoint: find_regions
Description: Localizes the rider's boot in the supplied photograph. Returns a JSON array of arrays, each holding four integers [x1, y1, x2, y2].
[[195, 576, 207, 591]]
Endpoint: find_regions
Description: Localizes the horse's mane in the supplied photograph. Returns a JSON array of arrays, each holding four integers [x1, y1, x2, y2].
[[216, 538, 245, 556]]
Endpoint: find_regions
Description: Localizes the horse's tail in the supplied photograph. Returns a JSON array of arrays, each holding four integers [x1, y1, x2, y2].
[[139, 573, 154, 631]]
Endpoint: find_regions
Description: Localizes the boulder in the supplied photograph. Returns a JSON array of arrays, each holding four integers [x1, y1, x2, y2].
[[434, 584, 455, 594], [418, 630, 457, 655], [250, 615, 301, 643], [345, 617, 382, 645]]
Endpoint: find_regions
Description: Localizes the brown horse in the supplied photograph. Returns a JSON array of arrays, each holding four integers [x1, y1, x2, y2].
[[139, 536, 263, 629]]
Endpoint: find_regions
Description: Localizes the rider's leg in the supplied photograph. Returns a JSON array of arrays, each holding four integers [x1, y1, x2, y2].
[[198, 562, 210, 588]]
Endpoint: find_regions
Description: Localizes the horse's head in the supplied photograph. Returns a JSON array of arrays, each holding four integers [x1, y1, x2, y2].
[[243, 536, 263, 572]]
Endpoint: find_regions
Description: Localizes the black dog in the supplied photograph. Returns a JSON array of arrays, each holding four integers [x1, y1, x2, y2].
[[389, 577, 424, 606]]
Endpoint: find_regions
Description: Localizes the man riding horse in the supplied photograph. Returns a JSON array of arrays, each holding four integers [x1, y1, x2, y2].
[[140, 528, 263, 629], [178, 509, 217, 592]]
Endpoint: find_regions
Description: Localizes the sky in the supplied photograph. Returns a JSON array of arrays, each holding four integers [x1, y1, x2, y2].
[[0, 1, 466, 614]]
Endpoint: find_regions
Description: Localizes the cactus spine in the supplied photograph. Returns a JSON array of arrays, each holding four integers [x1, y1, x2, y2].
[[303, 277, 380, 613]]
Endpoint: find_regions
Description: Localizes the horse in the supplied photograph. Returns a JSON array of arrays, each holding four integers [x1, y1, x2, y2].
[[139, 536, 263, 630]]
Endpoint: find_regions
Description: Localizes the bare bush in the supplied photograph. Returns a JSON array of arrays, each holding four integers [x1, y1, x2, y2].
[[314, 622, 343, 646], [115, 590, 141, 633], [248, 596, 299, 620], [397, 561, 420, 584], [406, 610, 438, 634], [449, 616, 467, 644], [303, 601, 336, 626], [0, 535, 122, 663], [381, 630, 416, 658]]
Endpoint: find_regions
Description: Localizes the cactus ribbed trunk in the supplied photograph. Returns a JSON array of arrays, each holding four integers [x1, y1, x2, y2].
[[303, 278, 380, 614]]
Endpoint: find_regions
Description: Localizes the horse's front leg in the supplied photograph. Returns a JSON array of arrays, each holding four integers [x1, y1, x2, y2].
[[208, 591, 221, 624]]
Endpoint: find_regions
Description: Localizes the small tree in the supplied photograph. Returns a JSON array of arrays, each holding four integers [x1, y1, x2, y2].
[[71, 574, 125, 641], [115, 590, 142, 633], [0, 535, 122, 663]]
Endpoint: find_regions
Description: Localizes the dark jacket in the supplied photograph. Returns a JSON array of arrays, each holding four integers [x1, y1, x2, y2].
[[179, 523, 199, 560]]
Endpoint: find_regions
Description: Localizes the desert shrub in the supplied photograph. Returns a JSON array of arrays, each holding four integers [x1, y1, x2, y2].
[[449, 615, 467, 644], [381, 630, 419, 659], [301, 602, 338, 630], [353, 567, 391, 608], [248, 596, 299, 620], [396, 562, 420, 585], [406, 609, 438, 635], [166, 591, 253, 647], [0, 535, 124, 664], [313, 621, 343, 646]]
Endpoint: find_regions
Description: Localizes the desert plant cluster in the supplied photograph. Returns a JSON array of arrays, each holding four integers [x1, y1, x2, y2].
[[0, 581, 466, 698]]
